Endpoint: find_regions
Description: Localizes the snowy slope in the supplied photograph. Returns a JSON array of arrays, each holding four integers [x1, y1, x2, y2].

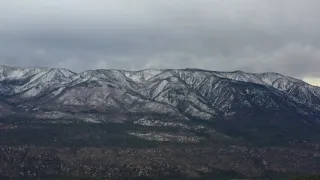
[[0, 65, 319, 122]]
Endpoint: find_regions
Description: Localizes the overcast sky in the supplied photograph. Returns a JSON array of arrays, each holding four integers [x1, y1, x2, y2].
[[1, 0, 320, 84]]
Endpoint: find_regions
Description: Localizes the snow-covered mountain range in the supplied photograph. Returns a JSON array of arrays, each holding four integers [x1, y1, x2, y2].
[[0, 65, 320, 124], [2, 65, 320, 179]]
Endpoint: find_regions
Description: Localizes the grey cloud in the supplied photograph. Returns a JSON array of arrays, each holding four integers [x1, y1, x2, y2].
[[0, 0, 320, 78]]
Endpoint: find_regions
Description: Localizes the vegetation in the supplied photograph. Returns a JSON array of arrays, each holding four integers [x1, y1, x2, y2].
[[0, 119, 319, 179]]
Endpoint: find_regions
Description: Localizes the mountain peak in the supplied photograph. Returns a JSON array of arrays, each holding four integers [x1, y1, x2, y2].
[[0, 65, 318, 115]]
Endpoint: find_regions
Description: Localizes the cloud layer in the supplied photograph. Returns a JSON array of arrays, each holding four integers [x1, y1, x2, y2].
[[0, 0, 320, 80]]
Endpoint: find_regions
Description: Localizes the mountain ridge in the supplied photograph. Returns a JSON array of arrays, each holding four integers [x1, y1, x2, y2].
[[0, 65, 316, 85], [0, 65, 319, 123], [1, 65, 320, 178]]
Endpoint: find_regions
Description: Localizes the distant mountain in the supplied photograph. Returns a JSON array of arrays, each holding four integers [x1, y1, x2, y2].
[[0, 65, 319, 122], [1, 65, 320, 178]]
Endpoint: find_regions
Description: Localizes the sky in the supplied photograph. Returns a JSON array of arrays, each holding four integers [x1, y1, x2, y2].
[[0, 0, 320, 85]]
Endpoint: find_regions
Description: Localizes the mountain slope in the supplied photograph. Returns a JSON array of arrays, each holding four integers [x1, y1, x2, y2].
[[0, 66, 319, 122], [1, 66, 320, 178]]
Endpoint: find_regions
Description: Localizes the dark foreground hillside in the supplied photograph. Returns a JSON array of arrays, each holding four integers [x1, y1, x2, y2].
[[0, 119, 320, 180]]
